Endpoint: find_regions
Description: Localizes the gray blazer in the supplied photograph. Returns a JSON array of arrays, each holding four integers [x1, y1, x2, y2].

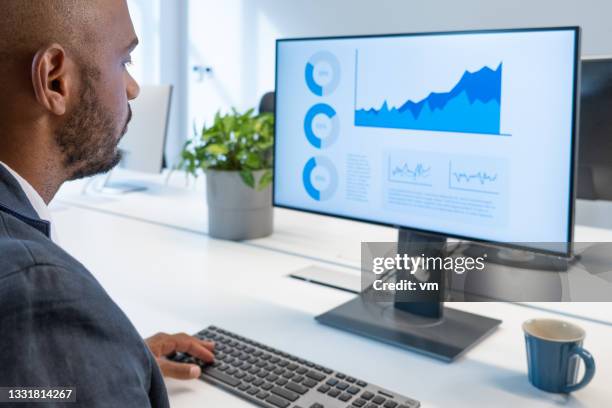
[[0, 165, 169, 407]]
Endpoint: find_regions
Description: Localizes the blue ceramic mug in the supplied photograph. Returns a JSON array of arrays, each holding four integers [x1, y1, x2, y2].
[[523, 318, 595, 393]]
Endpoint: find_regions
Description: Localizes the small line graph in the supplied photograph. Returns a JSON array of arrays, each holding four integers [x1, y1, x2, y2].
[[451, 171, 498, 185], [388, 156, 433, 186], [449, 161, 500, 194]]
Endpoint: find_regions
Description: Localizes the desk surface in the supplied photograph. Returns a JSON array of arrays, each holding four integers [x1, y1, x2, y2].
[[56, 170, 612, 321], [50, 194, 612, 407]]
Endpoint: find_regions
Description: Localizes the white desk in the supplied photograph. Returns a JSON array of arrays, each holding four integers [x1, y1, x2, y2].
[[55, 170, 612, 322], [50, 195, 612, 407]]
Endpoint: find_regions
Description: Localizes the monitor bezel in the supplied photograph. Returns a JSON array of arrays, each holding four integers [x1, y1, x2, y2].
[[273, 26, 581, 258]]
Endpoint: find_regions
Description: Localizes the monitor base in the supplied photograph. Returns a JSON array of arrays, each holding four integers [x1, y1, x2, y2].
[[316, 296, 500, 362], [100, 181, 148, 195]]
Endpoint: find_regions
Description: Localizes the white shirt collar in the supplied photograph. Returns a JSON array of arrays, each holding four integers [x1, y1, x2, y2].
[[0, 161, 59, 244]]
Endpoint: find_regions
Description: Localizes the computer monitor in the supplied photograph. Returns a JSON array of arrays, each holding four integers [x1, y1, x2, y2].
[[119, 84, 172, 173], [274, 27, 580, 361], [578, 56, 612, 200], [104, 85, 173, 193]]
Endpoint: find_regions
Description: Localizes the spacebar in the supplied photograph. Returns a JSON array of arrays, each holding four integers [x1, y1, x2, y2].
[[204, 368, 241, 387]]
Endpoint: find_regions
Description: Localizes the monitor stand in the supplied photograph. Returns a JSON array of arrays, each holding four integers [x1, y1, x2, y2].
[[315, 229, 501, 362], [98, 170, 148, 195]]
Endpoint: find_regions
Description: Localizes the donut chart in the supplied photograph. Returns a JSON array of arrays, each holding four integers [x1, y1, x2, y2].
[[302, 156, 338, 201], [304, 103, 340, 149], [305, 51, 341, 96]]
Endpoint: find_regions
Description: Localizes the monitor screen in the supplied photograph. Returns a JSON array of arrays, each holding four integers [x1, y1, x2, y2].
[[578, 57, 612, 200], [274, 28, 579, 255]]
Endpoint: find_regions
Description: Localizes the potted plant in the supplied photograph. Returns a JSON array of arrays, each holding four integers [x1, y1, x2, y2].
[[180, 108, 274, 240]]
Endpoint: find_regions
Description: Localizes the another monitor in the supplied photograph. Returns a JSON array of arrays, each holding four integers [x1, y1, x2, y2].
[[274, 27, 580, 361], [118, 84, 173, 174], [578, 56, 612, 200]]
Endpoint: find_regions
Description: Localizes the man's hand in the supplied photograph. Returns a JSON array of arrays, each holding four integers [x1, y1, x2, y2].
[[145, 332, 215, 380]]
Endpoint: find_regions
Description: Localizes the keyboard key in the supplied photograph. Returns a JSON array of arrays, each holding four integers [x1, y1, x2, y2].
[[346, 377, 356, 383], [253, 379, 264, 386], [353, 399, 367, 407], [357, 380, 368, 387], [328, 388, 341, 398], [293, 375, 305, 383], [384, 401, 398, 408], [336, 373, 346, 379], [317, 385, 330, 393], [306, 371, 326, 382], [204, 368, 241, 387], [302, 379, 317, 388], [310, 404, 324, 408], [339, 393, 352, 402], [372, 396, 386, 404], [336, 382, 349, 390], [286, 381, 308, 395], [247, 387, 258, 395], [347, 386, 361, 395], [296, 367, 308, 375], [261, 382, 273, 390], [238, 384, 250, 392], [276, 378, 288, 386], [256, 391, 269, 399], [267, 374, 279, 382], [326, 378, 339, 386], [265, 394, 291, 408], [271, 386, 299, 402], [361, 391, 374, 400]]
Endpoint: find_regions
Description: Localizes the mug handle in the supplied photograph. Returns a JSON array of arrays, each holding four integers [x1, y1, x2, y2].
[[564, 346, 596, 393]]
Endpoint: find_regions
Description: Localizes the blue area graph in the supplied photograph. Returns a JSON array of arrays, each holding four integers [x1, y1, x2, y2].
[[355, 63, 503, 135]]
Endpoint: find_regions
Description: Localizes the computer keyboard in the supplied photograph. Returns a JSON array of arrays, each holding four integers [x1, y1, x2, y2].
[[170, 325, 420, 408]]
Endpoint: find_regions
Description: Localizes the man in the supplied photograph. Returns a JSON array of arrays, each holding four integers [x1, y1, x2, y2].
[[0, 1, 212, 406]]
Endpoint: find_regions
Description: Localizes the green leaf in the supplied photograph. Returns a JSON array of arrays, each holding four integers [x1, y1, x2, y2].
[[205, 144, 229, 155], [244, 152, 262, 169], [257, 169, 273, 191], [240, 169, 255, 188]]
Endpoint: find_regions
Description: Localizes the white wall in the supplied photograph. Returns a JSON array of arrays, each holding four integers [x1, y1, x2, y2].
[[187, 0, 612, 123]]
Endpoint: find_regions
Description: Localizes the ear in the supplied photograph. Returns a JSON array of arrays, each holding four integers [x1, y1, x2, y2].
[[30, 44, 72, 116]]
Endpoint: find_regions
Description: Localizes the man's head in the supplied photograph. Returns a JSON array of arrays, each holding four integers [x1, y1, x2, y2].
[[0, 0, 139, 192]]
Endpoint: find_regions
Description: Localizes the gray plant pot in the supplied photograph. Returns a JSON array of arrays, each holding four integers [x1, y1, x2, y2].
[[206, 169, 273, 240]]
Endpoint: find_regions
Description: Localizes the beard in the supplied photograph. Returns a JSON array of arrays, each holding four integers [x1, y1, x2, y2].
[[55, 66, 131, 181]]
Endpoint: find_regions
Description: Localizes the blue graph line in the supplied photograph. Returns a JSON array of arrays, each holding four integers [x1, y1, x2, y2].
[[355, 63, 504, 135], [451, 171, 498, 185], [391, 163, 431, 180]]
